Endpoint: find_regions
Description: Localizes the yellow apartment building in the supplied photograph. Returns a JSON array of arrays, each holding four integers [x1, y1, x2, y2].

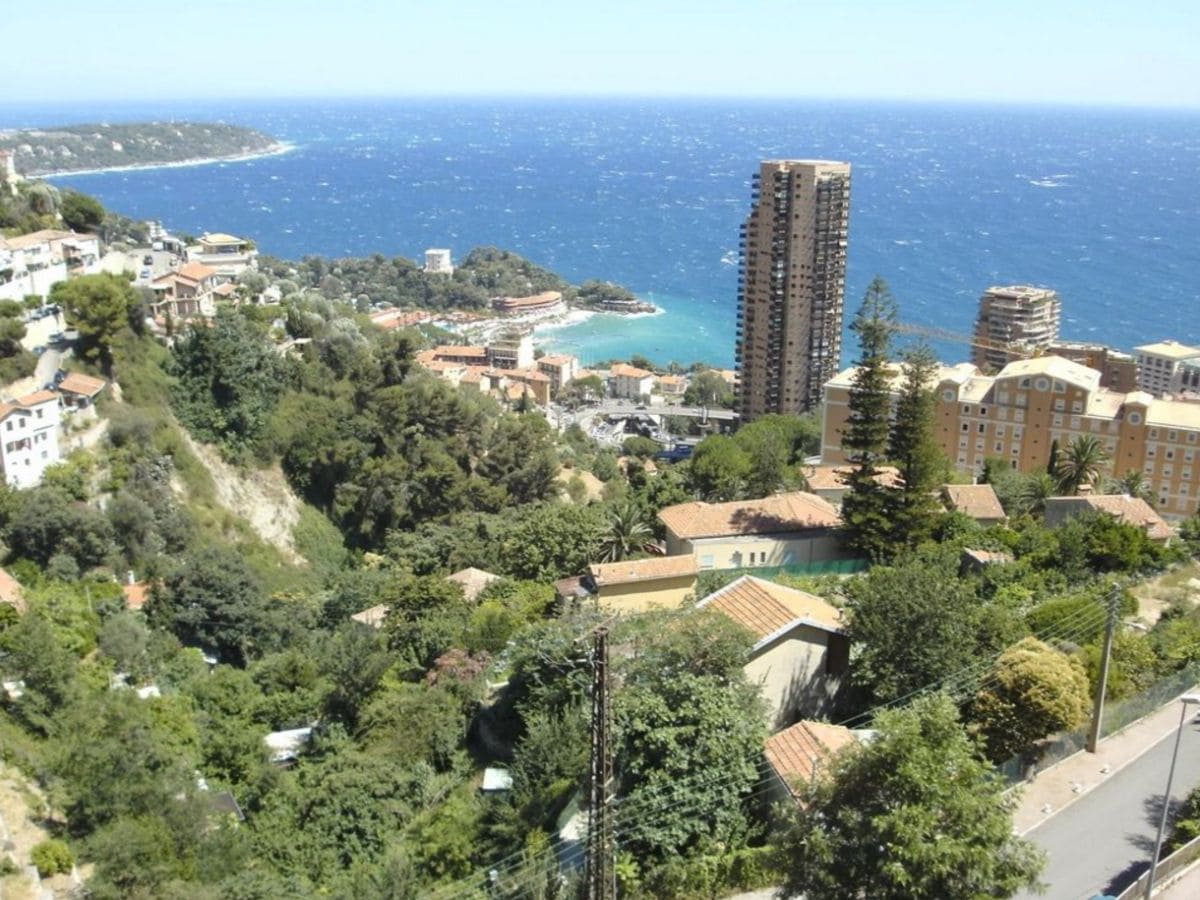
[[821, 354, 1200, 518]]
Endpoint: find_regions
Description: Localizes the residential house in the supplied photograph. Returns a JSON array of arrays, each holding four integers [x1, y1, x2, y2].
[[537, 354, 580, 395], [445, 566, 501, 602], [698, 575, 849, 725], [186, 232, 258, 276], [610, 363, 655, 400], [1044, 494, 1173, 542], [803, 464, 901, 507], [586, 556, 699, 613], [123, 581, 150, 611], [151, 262, 227, 319], [941, 483, 1007, 526], [764, 720, 862, 806], [57, 371, 107, 413], [0, 229, 100, 302], [0, 390, 61, 489], [658, 491, 844, 571], [655, 373, 688, 400], [960, 548, 1014, 574]]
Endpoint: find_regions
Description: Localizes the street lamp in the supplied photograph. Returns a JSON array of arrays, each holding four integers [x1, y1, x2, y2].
[[1145, 693, 1200, 899]]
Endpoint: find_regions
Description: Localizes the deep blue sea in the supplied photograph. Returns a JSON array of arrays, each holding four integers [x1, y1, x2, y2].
[[3, 98, 1198, 369]]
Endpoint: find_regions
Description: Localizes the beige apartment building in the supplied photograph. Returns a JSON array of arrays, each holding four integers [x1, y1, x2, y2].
[[1134, 340, 1200, 396], [972, 285, 1061, 371], [821, 354, 1200, 518], [736, 160, 851, 420]]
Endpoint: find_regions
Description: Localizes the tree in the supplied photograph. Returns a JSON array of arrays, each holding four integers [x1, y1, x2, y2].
[[731, 414, 815, 498], [59, 189, 106, 232], [1106, 469, 1155, 504], [596, 499, 654, 562], [50, 273, 137, 371], [1055, 434, 1109, 495], [886, 344, 945, 550], [500, 502, 604, 581], [970, 637, 1090, 762], [147, 545, 269, 666], [845, 549, 998, 706], [688, 434, 751, 501], [683, 369, 734, 408], [778, 693, 1044, 900], [839, 277, 899, 559]]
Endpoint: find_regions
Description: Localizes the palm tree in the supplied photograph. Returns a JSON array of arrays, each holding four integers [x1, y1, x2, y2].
[[1055, 435, 1109, 495], [1105, 469, 1156, 505], [1018, 471, 1058, 516], [598, 500, 654, 562]]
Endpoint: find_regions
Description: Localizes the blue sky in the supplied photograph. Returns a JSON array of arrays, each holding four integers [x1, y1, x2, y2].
[[5, 0, 1198, 107]]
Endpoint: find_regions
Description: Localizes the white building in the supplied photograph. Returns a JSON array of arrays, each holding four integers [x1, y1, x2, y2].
[[186, 232, 258, 277], [1135, 341, 1200, 397], [609, 363, 655, 400], [424, 248, 453, 275], [0, 230, 100, 303], [0, 390, 61, 489]]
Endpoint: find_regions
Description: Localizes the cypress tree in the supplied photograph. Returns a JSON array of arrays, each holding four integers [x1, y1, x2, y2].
[[839, 277, 898, 559]]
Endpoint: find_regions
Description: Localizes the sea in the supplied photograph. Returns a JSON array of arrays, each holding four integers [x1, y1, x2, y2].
[[2, 98, 1198, 370]]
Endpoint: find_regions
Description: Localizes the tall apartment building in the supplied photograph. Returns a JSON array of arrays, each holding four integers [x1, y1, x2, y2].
[[821, 354, 1200, 518], [971, 286, 1061, 372], [1133, 341, 1200, 396], [736, 160, 851, 420]]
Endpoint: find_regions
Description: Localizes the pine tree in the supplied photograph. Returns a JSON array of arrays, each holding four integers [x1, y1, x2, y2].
[[886, 343, 945, 551], [839, 277, 898, 559]]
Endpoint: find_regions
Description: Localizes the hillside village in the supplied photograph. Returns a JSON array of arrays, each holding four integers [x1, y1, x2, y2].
[[2, 167, 1200, 898]]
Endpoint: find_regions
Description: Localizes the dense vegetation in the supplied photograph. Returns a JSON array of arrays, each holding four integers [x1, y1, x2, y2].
[[1, 122, 279, 176]]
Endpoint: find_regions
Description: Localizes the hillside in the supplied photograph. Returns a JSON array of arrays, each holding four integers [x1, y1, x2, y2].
[[0, 122, 281, 176]]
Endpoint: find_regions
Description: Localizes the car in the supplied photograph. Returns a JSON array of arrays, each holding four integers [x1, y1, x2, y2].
[[143, 254, 154, 266], [140, 268, 152, 279], [31, 345, 45, 355]]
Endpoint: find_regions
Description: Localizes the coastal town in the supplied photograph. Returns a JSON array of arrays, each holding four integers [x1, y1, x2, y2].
[[2, 123, 1200, 900]]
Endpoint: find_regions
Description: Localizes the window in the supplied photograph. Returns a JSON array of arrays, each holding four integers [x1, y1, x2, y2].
[[1035, 378, 1050, 392], [1015, 409, 1025, 423], [3, 422, 9, 432], [1054, 399, 1065, 411], [1163, 465, 1173, 477], [1150, 428, 1160, 439], [961, 422, 969, 432], [943, 389, 956, 402], [699, 554, 714, 569], [1072, 401, 1083, 413], [997, 426, 1006, 436], [978, 423, 986, 433], [1169, 430, 1178, 441], [1016, 393, 1028, 408], [1167, 450, 1175, 460], [1020, 377, 1031, 388], [1190, 433, 1197, 444], [1148, 446, 1157, 458], [1053, 414, 1064, 427], [1053, 380, 1066, 393], [994, 442, 1003, 452], [35, 409, 42, 419], [1071, 417, 1081, 430], [962, 405, 971, 415], [1128, 412, 1143, 425], [979, 407, 988, 416], [998, 391, 1010, 404]]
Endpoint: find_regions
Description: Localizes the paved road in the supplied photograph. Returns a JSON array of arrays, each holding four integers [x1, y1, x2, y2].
[[1016, 713, 1200, 900]]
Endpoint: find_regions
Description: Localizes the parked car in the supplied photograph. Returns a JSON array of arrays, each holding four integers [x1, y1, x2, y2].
[[143, 254, 154, 265], [31, 345, 45, 355]]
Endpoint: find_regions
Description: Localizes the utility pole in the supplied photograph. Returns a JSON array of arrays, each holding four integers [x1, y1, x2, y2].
[[1087, 583, 1122, 753], [585, 626, 615, 900]]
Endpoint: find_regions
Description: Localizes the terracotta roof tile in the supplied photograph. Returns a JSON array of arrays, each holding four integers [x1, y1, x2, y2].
[[658, 491, 840, 541], [697, 575, 843, 643], [805, 465, 901, 492], [57, 372, 107, 397], [942, 483, 1006, 521], [764, 720, 858, 799], [123, 582, 150, 610], [1078, 494, 1173, 541], [446, 567, 501, 602], [589, 555, 698, 586], [610, 363, 653, 379]]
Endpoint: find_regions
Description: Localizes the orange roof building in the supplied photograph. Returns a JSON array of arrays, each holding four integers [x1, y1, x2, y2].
[[586, 555, 698, 614], [942, 483, 1007, 524], [1044, 494, 1174, 542], [764, 720, 860, 803], [697, 575, 849, 725]]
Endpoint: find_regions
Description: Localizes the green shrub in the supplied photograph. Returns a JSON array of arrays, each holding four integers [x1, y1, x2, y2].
[[31, 839, 74, 877]]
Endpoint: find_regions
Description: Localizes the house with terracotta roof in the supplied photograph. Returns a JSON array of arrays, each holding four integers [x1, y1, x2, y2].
[[764, 719, 864, 805], [151, 262, 227, 319], [655, 373, 688, 399], [587, 555, 699, 613], [537, 354, 580, 395], [698, 575, 849, 725], [941, 482, 1007, 526], [1044, 494, 1174, 543], [803, 464, 902, 507], [123, 581, 150, 611], [57, 371, 107, 413], [0, 389, 61, 488], [609, 363, 655, 400], [658, 491, 845, 571], [446, 567, 501, 602]]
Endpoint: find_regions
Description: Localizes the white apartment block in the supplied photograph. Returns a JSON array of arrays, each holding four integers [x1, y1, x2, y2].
[[185, 232, 258, 277], [610, 363, 655, 400], [424, 248, 453, 275], [1134, 341, 1200, 397], [0, 229, 101, 303], [0, 390, 62, 489]]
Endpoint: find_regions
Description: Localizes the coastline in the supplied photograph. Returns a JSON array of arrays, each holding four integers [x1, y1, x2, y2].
[[35, 141, 297, 179]]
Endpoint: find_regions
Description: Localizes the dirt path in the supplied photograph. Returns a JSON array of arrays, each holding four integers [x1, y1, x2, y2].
[[1132, 559, 1200, 626]]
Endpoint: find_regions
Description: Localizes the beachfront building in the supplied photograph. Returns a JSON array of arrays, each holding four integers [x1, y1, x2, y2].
[[609, 363, 655, 400], [491, 291, 566, 317], [1134, 340, 1200, 397], [0, 229, 100, 302], [186, 232, 258, 276], [150, 262, 227, 319], [736, 160, 851, 420], [971, 285, 1061, 371], [0, 390, 61, 489], [821, 353, 1200, 518], [656, 373, 688, 399], [424, 249, 453, 275]]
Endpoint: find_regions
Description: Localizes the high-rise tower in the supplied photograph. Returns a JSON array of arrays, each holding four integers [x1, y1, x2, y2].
[[971, 285, 1061, 372], [735, 160, 851, 420]]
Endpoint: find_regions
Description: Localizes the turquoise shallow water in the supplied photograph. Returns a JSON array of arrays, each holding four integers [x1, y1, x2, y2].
[[4, 98, 1198, 369]]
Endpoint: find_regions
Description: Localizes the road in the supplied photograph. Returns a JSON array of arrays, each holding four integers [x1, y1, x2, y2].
[[1015, 712, 1200, 900]]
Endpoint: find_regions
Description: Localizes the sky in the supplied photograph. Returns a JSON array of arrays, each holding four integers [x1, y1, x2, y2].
[[4, 0, 1199, 108]]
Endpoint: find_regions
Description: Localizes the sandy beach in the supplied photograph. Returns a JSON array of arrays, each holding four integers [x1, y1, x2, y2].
[[36, 141, 297, 179]]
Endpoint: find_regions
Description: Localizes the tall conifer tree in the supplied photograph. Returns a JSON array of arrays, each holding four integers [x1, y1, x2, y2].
[[887, 343, 945, 550], [839, 277, 898, 558]]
